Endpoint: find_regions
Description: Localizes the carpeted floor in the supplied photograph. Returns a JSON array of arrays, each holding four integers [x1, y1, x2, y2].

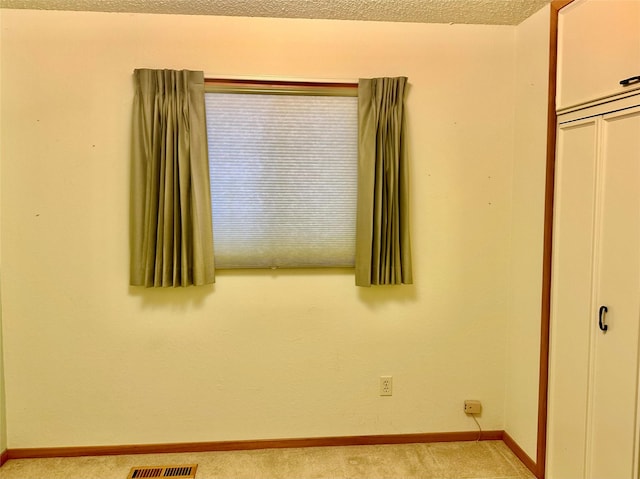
[[0, 440, 536, 479]]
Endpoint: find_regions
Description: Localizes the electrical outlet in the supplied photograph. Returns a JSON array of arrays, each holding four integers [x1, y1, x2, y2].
[[464, 400, 482, 415], [380, 376, 393, 396]]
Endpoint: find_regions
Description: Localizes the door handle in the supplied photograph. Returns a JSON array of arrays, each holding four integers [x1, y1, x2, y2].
[[599, 305, 609, 332], [620, 75, 640, 86]]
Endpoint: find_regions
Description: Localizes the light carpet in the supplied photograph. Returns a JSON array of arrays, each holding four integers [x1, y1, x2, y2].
[[0, 440, 536, 479]]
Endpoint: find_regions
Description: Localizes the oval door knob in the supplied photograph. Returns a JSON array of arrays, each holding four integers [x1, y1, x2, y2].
[[599, 305, 609, 332]]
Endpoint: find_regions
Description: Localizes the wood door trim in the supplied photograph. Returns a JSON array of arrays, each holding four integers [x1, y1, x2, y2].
[[536, 1, 577, 478]]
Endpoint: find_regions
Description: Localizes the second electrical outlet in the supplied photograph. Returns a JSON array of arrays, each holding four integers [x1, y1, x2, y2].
[[380, 376, 393, 396]]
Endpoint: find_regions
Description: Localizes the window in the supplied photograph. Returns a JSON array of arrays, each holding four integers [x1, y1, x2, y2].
[[204, 80, 358, 269]]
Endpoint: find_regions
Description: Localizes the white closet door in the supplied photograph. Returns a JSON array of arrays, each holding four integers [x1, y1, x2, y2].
[[547, 117, 599, 479], [557, 0, 640, 110], [588, 106, 640, 479]]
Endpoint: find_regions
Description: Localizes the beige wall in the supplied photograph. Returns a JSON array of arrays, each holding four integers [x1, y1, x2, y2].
[[0, 8, 543, 451], [504, 4, 550, 460], [0, 7, 6, 456], [0, 291, 5, 454]]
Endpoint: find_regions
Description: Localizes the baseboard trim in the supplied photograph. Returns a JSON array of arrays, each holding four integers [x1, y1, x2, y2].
[[7, 430, 505, 460], [7, 430, 538, 475], [502, 431, 537, 478]]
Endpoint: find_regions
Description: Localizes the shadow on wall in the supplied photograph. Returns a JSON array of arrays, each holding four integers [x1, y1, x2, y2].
[[128, 283, 215, 309], [128, 267, 417, 310], [357, 283, 417, 309]]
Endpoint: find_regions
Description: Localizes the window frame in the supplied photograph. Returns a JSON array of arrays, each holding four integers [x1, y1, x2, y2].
[[205, 78, 358, 97]]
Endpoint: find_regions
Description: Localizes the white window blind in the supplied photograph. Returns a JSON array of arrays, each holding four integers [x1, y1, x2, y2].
[[205, 91, 358, 269]]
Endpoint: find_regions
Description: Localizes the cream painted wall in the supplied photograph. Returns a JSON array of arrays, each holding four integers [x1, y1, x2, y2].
[[0, 292, 5, 454], [504, 5, 550, 461], [0, 7, 7, 456], [1, 9, 520, 449]]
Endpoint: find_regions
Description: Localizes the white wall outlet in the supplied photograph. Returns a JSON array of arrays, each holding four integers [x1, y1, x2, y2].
[[464, 400, 482, 415], [380, 376, 393, 396]]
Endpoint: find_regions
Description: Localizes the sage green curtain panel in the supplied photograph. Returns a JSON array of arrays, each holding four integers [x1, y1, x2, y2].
[[130, 69, 215, 287], [355, 77, 413, 286]]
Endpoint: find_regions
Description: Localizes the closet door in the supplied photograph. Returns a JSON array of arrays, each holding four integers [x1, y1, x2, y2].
[[557, 0, 640, 110], [547, 117, 599, 479], [588, 106, 640, 479]]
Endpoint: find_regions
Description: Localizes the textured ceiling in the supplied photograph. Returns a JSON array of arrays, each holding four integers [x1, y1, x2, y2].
[[0, 0, 551, 26]]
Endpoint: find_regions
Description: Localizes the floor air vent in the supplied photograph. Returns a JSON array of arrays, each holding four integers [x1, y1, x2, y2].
[[127, 464, 197, 478]]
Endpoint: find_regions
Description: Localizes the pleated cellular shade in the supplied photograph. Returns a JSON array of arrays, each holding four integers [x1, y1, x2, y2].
[[205, 93, 358, 269]]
